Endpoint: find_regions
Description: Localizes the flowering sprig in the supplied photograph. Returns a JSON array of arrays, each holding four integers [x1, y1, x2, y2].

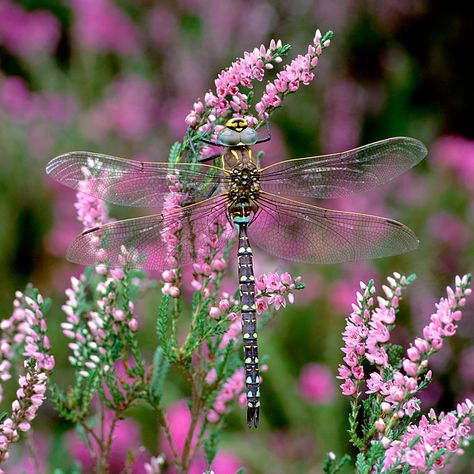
[[256, 271, 304, 313], [0, 289, 55, 463], [326, 273, 473, 474], [255, 29, 332, 122], [382, 400, 473, 472], [185, 29, 332, 153]]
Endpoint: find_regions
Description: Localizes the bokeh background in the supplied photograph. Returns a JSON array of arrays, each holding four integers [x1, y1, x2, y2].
[[1, 0, 473, 472]]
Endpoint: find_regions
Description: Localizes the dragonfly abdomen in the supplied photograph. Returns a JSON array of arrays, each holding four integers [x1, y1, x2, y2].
[[236, 222, 260, 428]]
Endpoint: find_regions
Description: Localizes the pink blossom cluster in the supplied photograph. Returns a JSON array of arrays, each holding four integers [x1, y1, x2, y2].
[[206, 368, 245, 423], [161, 172, 232, 297], [161, 175, 186, 298], [338, 274, 412, 397], [382, 400, 473, 473], [218, 313, 241, 349], [208, 292, 237, 321], [338, 273, 473, 471], [255, 271, 302, 314], [217, 272, 303, 349], [185, 38, 284, 131], [0, 1, 60, 57], [255, 29, 331, 120], [0, 291, 54, 461], [61, 265, 138, 378], [371, 276, 469, 418], [338, 274, 472, 412], [75, 176, 108, 229], [190, 216, 233, 294]]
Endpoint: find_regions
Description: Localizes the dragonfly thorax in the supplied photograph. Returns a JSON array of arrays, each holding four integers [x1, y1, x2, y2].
[[228, 166, 260, 202]]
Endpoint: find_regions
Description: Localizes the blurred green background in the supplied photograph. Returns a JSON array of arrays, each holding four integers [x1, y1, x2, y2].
[[1, 0, 473, 472]]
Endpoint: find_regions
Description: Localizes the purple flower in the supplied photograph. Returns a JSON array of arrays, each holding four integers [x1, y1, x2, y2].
[[0, 1, 60, 57], [86, 76, 156, 141], [69, 0, 140, 54]]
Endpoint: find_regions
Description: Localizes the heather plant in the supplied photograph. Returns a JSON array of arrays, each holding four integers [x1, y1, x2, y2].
[[2, 30, 331, 472], [324, 273, 473, 473], [1, 2, 474, 472]]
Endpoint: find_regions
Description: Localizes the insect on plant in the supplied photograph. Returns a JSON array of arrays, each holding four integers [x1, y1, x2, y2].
[[45, 118, 427, 428]]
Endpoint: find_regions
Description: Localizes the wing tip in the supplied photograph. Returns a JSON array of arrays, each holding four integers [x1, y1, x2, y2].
[[389, 136, 428, 163]]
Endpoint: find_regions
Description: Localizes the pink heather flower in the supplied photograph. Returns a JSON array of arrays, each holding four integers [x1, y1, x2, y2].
[[186, 30, 330, 137], [254, 30, 330, 120], [207, 369, 245, 423], [341, 379, 356, 396], [255, 271, 301, 314], [0, 291, 53, 460], [298, 363, 335, 404], [219, 318, 242, 349], [75, 186, 107, 231], [382, 400, 473, 472]]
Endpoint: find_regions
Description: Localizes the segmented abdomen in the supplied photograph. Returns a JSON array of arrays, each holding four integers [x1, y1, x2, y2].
[[237, 222, 260, 428]]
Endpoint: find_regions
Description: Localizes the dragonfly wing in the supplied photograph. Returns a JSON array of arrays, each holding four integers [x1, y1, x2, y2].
[[46, 152, 227, 208], [259, 137, 427, 199], [250, 193, 418, 264], [66, 195, 231, 271]]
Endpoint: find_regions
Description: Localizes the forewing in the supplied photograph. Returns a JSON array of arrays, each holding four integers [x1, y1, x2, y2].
[[259, 137, 427, 199], [46, 151, 227, 208], [66, 195, 232, 271], [250, 193, 418, 264]]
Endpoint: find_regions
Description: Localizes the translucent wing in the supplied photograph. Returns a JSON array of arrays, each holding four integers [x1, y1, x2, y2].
[[259, 137, 427, 199], [46, 152, 229, 208], [250, 192, 418, 264], [66, 195, 231, 270]]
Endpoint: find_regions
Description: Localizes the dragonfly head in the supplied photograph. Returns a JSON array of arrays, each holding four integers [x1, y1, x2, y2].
[[226, 117, 248, 132], [218, 118, 259, 146]]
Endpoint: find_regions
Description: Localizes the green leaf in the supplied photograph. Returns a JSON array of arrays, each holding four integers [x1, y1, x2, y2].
[[204, 428, 221, 466], [149, 347, 169, 404], [321, 31, 334, 43], [356, 453, 369, 474], [406, 273, 417, 284], [168, 141, 181, 164], [157, 295, 172, 358]]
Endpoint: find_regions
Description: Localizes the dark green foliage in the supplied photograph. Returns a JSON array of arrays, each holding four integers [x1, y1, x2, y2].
[[386, 344, 404, 367]]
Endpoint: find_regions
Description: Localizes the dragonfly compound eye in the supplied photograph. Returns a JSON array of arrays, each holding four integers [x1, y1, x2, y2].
[[240, 127, 258, 145], [218, 129, 240, 146]]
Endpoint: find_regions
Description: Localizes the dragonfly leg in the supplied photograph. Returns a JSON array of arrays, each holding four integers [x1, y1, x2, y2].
[[197, 152, 221, 163], [187, 127, 221, 163], [256, 122, 271, 144], [237, 223, 260, 428]]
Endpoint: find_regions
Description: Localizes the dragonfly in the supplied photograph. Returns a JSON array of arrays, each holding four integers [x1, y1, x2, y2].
[[46, 118, 427, 428]]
